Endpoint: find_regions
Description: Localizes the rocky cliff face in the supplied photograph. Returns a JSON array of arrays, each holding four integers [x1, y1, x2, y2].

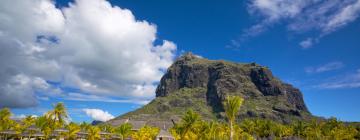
[[110, 53, 312, 125]]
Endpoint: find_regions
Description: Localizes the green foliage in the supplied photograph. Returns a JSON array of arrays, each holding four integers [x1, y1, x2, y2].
[[115, 123, 133, 140], [224, 96, 244, 140], [1, 102, 360, 140], [87, 126, 101, 140], [46, 102, 68, 129], [0, 108, 14, 131], [35, 116, 52, 139], [80, 121, 92, 131], [132, 125, 159, 140], [176, 109, 201, 140], [119, 87, 217, 121], [65, 122, 81, 140]]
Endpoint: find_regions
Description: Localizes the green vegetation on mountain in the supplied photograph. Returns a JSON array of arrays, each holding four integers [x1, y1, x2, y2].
[[112, 53, 312, 124]]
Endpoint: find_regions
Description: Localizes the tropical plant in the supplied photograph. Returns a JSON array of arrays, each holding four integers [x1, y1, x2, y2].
[[98, 123, 115, 139], [223, 96, 243, 140], [174, 109, 201, 140], [304, 119, 323, 140], [22, 116, 36, 139], [291, 120, 307, 137], [80, 121, 91, 131], [240, 119, 256, 136], [46, 102, 68, 129], [0, 108, 13, 131], [132, 125, 159, 140], [35, 116, 52, 139], [87, 126, 101, 140], [115, 123, 133, 140], [65, 122, 80, 140]]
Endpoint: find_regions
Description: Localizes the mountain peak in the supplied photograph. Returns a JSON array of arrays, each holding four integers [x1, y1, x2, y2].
[[109, 55, 312, 126]]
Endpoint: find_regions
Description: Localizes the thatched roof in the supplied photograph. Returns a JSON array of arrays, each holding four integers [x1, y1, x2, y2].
[[157, 129, 174, 138], [0, 130, 17, 135], [108, 118, 174, 130], [109, 119, 147, 130]]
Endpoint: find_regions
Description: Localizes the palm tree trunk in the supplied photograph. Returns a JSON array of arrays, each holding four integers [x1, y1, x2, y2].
[[230, 121, 233, 140]]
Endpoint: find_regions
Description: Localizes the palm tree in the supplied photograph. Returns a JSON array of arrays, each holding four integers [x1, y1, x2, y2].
[[22, 116, 36, 140], [46, 102, 68, 128], [240, 119, 256, 136], [65, 122, 80, 140], [80, 121, 91, 131], [0, 108, 12, 131], [87, 126, 101, 140], [178, 109, 200, 140], [115, 123, 132, 140], [224, 96, 244, 140], [35, 116, 52, 139], [132, 125, 159, 140], [98, 123, 115, 139], [0, 108, 15, 140], [292, 121, 307, 137]]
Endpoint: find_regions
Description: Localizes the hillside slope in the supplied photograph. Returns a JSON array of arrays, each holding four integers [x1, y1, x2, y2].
[[108, 53, 312, 125]]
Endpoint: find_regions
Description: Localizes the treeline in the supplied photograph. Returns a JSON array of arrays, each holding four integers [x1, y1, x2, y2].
[[171, 110, 360, 139], [1, 97, 360, 140], [0, 103, 160, 140]]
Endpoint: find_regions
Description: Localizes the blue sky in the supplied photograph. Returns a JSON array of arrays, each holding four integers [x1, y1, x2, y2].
[[1, 0, 360, 122]]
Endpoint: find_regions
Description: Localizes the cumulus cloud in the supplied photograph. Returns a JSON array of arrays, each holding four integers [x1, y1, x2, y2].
[[0, 0, 176, 108], [232, 0, 360, 48], [83, 108, 114, 122], [305, 61, 344, 73]]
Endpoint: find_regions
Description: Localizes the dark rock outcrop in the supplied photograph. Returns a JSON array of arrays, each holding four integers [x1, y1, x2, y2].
[[109, 53, 312, 125]]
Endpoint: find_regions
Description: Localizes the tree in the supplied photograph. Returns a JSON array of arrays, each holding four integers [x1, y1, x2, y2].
[[0, 108, 16, 140], [304, 119, 323, 140], [240, 119, 256, 136], [65, 122, 80, 140], [224, 96, 243, 140], [115, 123, 132, 140], [291, 121, 307, 137], [207, 121, 219, 140], [87, 126, 101, 140], [80, 121, 91, 131], [46, 102, 68, 128], [132, 125, 159, 140], [175, 109, 200, 140], [22, 116, 36, 140], [0, 108, 12, 131], [35, 116, 52, 139], [98, 123, 115, 139]]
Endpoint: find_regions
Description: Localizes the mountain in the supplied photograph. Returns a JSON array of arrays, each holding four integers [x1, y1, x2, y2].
[[108, 53, 312, 125], [91, 120, 104, 125]]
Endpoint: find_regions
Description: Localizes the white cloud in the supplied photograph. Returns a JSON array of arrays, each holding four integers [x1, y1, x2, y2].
[[83, 108, 114, 122], [305, 61, 344, 73], [299, 38, 314, 49], [323, 0, 360, 33], [316, 69, 360, 89], [249, 0, 306, 21], [11, 114, 38, 119], [239, 0, 360, 48], [0, 0, 176, 108], [65, 92, 150, 105]]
